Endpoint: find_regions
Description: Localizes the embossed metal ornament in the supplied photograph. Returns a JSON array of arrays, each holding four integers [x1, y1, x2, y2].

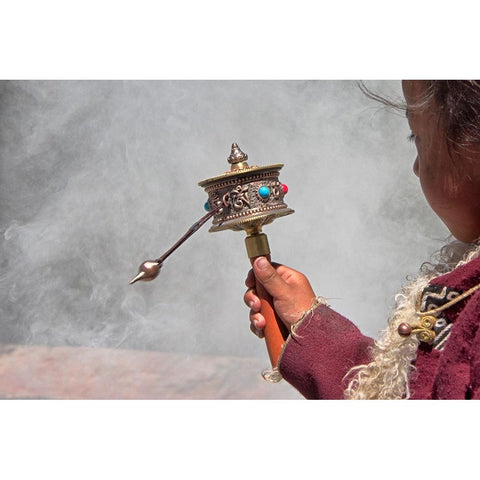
[[397, 281, 480, 344]]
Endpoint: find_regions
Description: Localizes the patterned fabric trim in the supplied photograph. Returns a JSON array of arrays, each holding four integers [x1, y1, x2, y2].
[[419, 285, 460, 351]]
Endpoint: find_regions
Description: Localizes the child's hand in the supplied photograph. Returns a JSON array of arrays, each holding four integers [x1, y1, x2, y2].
[[244, 257, 316, 338]]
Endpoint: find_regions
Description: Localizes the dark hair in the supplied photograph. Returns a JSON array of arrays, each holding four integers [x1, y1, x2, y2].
[[360, 80, 480, 153], [430, 81, 480, 149]]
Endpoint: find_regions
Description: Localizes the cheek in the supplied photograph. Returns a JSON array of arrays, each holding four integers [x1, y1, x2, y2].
[[416, 137, 452, 186], [416, 154, 450, 210]]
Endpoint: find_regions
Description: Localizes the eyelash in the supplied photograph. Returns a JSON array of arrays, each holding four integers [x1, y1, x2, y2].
[[408, 133, 417, 143]]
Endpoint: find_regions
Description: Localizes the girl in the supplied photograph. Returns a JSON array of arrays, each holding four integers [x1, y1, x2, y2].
[[244, 80, 480, 399]]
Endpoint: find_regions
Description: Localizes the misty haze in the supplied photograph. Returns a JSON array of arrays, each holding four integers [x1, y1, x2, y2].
[[0, 81, 449, 398]]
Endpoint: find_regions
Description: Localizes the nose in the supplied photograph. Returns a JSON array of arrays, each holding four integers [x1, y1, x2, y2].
[[413, 157, 419, 177]]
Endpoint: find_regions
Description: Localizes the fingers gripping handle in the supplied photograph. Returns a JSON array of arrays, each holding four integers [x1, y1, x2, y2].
[[254, 278, 290, 361], [245, 233, 289, 382]]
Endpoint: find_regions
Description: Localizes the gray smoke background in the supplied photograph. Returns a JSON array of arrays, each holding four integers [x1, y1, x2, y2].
[[0, 80, 450, 398]]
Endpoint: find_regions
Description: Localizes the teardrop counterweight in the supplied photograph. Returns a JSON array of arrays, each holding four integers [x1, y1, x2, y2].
[[129, 203, 222, 284]]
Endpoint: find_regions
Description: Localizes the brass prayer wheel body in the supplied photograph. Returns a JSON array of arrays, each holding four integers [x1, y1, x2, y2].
[[198, 143, 294, 235]]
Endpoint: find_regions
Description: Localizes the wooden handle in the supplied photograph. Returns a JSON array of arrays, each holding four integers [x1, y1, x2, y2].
[[250, 254, 290, 369]]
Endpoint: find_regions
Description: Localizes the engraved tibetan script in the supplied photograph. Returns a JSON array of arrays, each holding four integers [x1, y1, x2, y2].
[[223, 184, 250, 211]]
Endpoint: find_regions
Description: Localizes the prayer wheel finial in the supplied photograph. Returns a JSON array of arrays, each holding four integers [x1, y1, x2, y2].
[[227, 143, 249, 170]]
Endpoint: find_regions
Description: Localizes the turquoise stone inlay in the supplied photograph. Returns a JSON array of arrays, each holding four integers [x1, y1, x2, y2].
[[258, 186, 270, 199]]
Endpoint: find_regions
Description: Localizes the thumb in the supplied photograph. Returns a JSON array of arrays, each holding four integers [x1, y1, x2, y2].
[[253, 257, 286, 297]]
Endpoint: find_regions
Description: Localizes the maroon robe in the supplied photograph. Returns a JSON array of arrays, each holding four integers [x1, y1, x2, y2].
[[278, 255, 480, 399]]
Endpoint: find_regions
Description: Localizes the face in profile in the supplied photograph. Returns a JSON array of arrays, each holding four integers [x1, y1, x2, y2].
[[403, 80, 480, 243]]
